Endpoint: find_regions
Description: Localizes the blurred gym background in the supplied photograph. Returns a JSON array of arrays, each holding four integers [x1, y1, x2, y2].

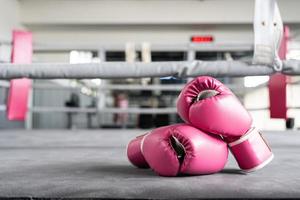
[[0, 0, 300, 130]]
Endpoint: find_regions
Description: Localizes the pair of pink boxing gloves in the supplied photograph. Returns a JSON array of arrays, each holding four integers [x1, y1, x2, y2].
[[127, 76, 274, 176]]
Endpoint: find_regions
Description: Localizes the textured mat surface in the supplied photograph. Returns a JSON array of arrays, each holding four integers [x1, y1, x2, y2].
[[0, 129, 299, 199]]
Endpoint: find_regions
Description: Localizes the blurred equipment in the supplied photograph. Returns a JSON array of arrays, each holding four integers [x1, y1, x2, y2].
[[154, 97, 170, 127], [138, 93, 155, 129], [114, 93, 129, 128], [65, 93, 80, 129], [87, 98, 97, 129], [286, 117, 295, 129]]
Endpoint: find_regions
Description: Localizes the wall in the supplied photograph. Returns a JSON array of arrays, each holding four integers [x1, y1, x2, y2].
[[0, 0, 26, 129], [0, 0, 23, 41], [18, 0, 300, 25], [19, 0, 254, 45], [17, 0, 300, 46], [28, 25, 253, 48], [244, 82, 300, 131]]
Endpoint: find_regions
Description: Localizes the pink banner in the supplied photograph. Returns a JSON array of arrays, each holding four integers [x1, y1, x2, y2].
[[269, 74, 287, 119], [6, 30, 32, 121], [268, 26, 289, 119]]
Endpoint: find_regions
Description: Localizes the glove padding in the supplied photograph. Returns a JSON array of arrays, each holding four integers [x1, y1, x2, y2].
[[127, 134, 149, 168], [141, 124, 228, 176], [177, 76, 273, 172], [177, 76, 252, 138]]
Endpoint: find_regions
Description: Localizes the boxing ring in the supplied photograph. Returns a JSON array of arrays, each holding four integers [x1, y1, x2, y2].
[[0, 59, 300, 79], [0, 0, 300, 198]]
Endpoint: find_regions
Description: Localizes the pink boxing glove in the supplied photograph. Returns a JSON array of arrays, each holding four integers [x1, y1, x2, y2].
[[177, 76, 274, 173], [141, 124, 228, 176], [127, 134, 149, 168]]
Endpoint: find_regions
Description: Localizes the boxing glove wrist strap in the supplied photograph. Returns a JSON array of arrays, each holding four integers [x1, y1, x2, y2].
[[228, 127, 273, 172], [228, 127, 257, 147]]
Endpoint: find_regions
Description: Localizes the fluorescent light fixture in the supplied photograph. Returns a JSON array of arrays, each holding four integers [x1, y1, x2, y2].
[[244, 76, 269, 88], [91, 79, 102, 86], [70, 50, 93, 64]]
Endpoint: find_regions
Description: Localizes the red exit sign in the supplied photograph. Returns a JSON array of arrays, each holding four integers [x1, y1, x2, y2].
[[191, 36, 214, 43]]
